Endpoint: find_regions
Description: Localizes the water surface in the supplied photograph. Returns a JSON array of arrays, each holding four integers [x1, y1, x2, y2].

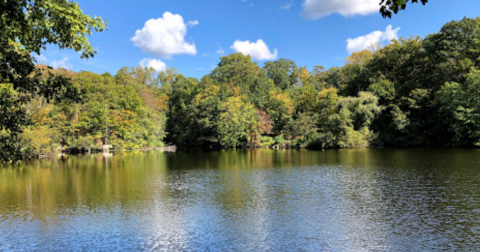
[[1, 149, 480, 251]]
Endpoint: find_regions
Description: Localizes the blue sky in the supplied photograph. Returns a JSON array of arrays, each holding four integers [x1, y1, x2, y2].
[[37, 0, 480, 78]]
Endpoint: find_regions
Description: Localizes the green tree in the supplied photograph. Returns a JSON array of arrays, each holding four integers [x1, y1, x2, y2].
[[166, 75, 201, 146], [0, 0, 107, 161], [191, 85, 222, 146], [341, 50, 374, 96], [283, 113, 317, 143], [264, 89, 293, 133], [211, 53, 275, 108], [423, 17, 480, 88], [263, 58, 299, 90], [437, 71, 480, 146], [217, 96, 257, 148]]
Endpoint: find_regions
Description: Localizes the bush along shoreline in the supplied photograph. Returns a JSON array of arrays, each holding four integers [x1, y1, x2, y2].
[[4, 17, 480, 160]]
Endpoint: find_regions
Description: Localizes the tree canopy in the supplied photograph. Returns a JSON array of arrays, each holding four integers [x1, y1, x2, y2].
[[4, 16, 480, 161], [0, 0, 106, 161]]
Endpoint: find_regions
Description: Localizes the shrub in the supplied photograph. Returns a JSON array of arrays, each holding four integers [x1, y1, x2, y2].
[[260, 136, 275, 147], [274, 136, 286, 145]]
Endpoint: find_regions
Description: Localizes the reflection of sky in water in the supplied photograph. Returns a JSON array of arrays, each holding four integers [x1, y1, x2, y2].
[[1, 149, 480, 250]]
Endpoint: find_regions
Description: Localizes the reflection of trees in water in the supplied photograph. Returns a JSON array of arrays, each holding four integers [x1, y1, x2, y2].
[[0, 152, 169, 223]]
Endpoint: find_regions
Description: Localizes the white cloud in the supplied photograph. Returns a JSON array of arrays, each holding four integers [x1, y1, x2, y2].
[[51, 57, 72, 69], [131, 12, 197, 59], [139, 58, 167, 72], [346, 25, 400, 54], [230, 39, 278, 60], [216, 46, 225, 55], [34, 54, 48, 63], [279, 3, 293, 10], [303, 0, 378, 19]]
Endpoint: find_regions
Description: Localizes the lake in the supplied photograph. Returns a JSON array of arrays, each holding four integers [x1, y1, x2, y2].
[[1, 149, 479, 251]]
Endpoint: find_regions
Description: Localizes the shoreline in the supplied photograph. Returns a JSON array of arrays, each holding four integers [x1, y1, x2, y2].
[[27, 145, 480, 161]]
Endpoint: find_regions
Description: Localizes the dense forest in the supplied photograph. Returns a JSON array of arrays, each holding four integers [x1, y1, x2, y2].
[[3, 17, 480, 158]]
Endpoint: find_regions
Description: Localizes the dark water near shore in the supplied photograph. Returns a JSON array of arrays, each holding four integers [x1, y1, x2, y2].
[[1, 149, 480, 251]]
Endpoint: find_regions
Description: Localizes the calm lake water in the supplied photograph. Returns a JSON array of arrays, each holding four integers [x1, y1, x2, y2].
[[1, 149, 480, 251]]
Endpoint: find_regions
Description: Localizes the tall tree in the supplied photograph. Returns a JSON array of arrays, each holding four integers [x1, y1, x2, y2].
[[263, 58, 299, 90], [0, 0, 107, 161]]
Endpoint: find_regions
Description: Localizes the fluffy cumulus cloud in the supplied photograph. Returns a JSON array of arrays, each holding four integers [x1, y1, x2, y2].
[[230, 39, 278, 60], [131, 12, 197, 58], [139, 58, 167, 72], [51, 57, 72, 69], [303, 0, 378, 19], [346, 25, 400, 53]]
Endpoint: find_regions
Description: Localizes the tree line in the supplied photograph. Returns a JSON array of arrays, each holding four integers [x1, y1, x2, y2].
[[1, 16, 478, 159]]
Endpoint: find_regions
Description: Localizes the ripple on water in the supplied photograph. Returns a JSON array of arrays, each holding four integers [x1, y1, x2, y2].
[[0, 149, 480, 251]]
